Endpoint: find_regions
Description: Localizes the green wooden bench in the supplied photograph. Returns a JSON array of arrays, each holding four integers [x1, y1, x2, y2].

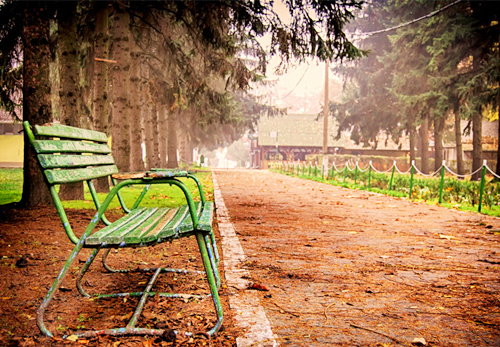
[[23, 121, 222, 340]]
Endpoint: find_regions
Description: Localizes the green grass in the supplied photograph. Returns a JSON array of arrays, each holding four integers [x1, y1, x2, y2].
[[274, 166, 500, 217], [0, 168, 23, 205], [0, 168, 214, 209]]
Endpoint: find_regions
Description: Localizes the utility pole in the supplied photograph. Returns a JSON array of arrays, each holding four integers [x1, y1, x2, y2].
[[323, 61, 329, 154], [322, 61, 329, 175]]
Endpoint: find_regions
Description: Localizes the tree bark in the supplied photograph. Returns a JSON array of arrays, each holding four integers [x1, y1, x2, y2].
[[471, 111, 483, 180], [167, 110, 179, 168], [128, 36, 144, 171], [419, 115, 429, 174], [408, 113, 416, 164], [434, 116, 445, 172], [178, 127, 187, 165], [58, 2, 84, 200], [158, 106, 168, 168], [453, 98, 465, 176], [151, 104, 160, 169], [21, 4, 54, 207], [93, 5, 111, 192], [110, 4, 131, 172], [496, 108, 500, 178]]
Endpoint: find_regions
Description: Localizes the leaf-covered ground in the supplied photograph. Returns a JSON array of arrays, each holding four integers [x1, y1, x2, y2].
[[1, 168, 500, 346], [215, 169, 500, 346], [0, 207, 239, 347]]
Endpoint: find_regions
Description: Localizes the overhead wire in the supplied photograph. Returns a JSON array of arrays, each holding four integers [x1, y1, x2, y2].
[[351, 0, 464, 39], [274, 0, 464, 98], [277, 64, 310, 100]]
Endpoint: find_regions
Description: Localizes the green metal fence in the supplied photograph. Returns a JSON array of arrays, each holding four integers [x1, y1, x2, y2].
[[270, 159, 500, 215]]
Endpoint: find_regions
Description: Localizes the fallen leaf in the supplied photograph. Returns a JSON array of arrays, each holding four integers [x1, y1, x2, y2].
[[248, 283, 269, 291], [412, 337, 427, 346], [120, 312, 133, 321], [439, 234, 456, 240], [66, 335, 78, 342]]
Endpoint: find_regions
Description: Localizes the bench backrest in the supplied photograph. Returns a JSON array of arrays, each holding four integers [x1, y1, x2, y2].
[[23, 121, 118, 185]]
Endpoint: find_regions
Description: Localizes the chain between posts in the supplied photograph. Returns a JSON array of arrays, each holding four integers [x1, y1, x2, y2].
[[271, 159, 498, 215]]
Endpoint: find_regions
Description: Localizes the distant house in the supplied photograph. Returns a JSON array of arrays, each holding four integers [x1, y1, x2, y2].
[[250, 113, 410, 168], [0, 120, 24, 167], [250, 113, 498, 169]]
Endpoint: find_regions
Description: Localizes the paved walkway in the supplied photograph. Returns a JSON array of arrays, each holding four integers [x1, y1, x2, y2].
[[213, 169, 500, 347]]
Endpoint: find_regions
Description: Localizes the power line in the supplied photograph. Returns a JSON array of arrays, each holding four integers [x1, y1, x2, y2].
[[352, 0, 464, 39], [278, 64, 310, 100]]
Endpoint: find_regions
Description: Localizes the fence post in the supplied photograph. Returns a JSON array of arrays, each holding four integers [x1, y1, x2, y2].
[[478, 160, 487, 213], [368, 161, 372, 190], [389, 160, 396, 191], [354, 162, 358, 185], [308, 163, 311, 177], [343, 164, 347, 183], [409, 160, 415, 199], [439, 160, 446, 204]]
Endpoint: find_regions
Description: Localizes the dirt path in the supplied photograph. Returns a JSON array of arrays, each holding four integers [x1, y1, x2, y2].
[[214, 169, 500, 347]]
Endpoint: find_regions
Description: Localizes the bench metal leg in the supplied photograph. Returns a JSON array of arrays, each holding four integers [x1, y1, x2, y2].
[[37, 238, 86, 338], [210, 231, 220, 265], [195, 231, 223, 336], [40, 238, 222, 338], [205, 234, 221, 288], [76, 248, 100, 297]]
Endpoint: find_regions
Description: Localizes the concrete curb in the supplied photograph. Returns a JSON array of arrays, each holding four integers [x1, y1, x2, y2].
[[212, 173, 278, 347]]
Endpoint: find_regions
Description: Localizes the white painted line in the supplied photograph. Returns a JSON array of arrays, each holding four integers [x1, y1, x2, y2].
[[213, 174, 278, 347]]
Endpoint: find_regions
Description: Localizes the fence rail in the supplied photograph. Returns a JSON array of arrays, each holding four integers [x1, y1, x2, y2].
[[270, 159, 500, 215]]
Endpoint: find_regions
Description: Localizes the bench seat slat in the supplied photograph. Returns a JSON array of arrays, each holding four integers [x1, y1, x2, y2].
[[85, 207, 148, 245], [104, 208, 161, 245], [177, 202, 203, 233], [33, 140, 112, 154], [38, 154, 115, 169], [198, 202, 214, 232], [33, 123, 108, 143], [45, 165, 118, 184], [84, 203, 213, 247], [157, 205, 191, 240], [124, 208, 177, 244]]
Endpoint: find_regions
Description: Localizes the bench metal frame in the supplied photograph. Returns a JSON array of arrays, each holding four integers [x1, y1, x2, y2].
[[23, 121, 223, 340]]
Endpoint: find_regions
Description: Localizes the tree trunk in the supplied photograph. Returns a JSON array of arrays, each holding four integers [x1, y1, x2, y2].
[[151, 104, 160, 169], [408, 113, 416, 164], [110, 4, 131, 172], [21, 4, 54, 207], [434, 116, 445, 172], [167, 110, 179, 168], [496, 109, 500, 177], [158, 106, 168, 168], [419, 115, 429, 174], [471, 111, 483, 180], [144, 102, 159, 170], [178, 127, 187, 165], [58, 2, 84, 200], [93, 5, 111, 192], [128, 36, 144, 171], [453, 98, 465, 176], [184, 140, 194, 164]]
